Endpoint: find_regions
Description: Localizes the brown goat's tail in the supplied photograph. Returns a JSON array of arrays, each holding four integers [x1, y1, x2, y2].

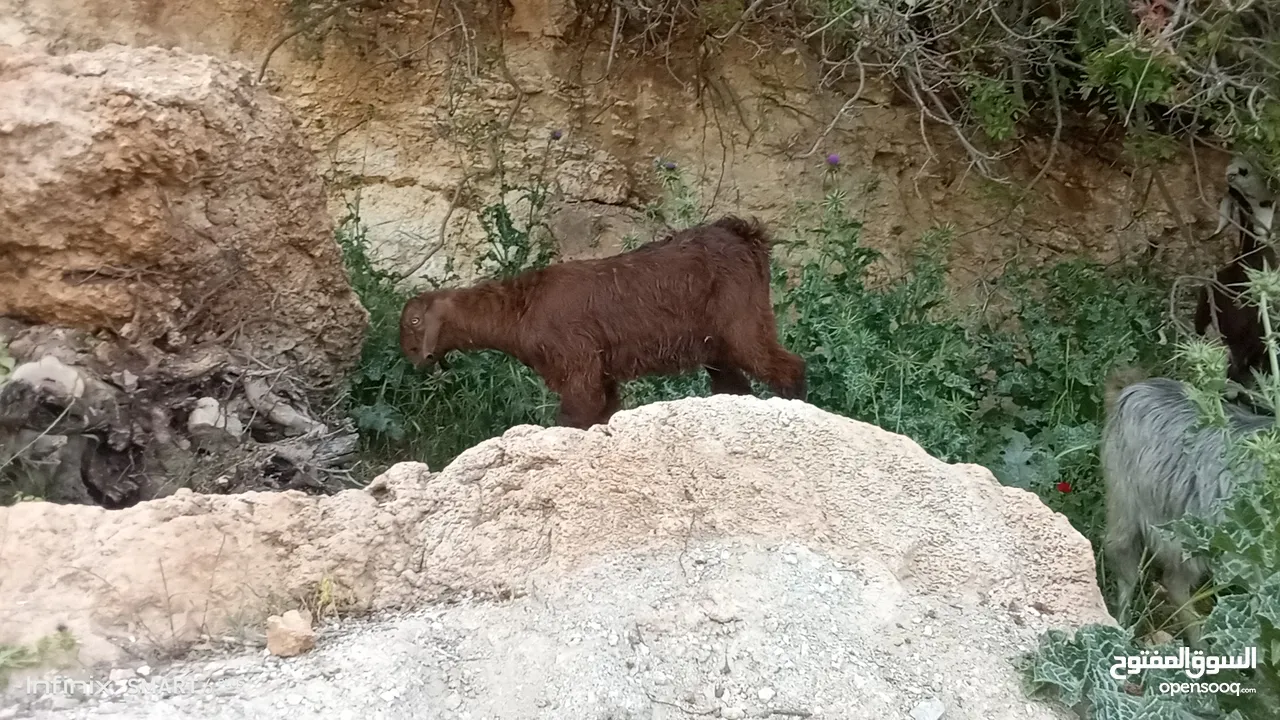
[[1104, 365, 1149, 415], [711, 215, 773, 280]]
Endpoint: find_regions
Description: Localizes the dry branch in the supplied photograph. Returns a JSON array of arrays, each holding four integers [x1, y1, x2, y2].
[[1, 326, 358, 507], [256, 0, 382, 85]]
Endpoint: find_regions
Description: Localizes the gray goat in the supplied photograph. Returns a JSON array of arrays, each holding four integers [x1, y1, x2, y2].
[[1101, 370, 1272, 647]]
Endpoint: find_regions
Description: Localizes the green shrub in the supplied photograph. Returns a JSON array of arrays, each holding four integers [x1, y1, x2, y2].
[[797, 0, 1280, 182]]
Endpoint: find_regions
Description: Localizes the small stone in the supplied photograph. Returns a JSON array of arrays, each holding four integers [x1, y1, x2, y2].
[[910, 697, 945, 720], [757, 687, 776, 702], [783, 554, 798, 565], [267, 609, 316, 657], [136, 665, 151, 677], [607, 632, 619, 646], [48, 696, 80, 710], [285, 694, 303, 706], [108, 668, 135, 682], [445, 693, 462, 710], [722, 707, 746, 720]]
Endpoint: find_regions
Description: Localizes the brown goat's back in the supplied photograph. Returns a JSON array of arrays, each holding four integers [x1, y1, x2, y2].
[[519, 217, 778, 380]]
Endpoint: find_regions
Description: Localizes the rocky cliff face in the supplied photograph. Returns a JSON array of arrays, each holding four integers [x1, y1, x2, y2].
[[0, 43, 368, 507], [0, 0, 1237, 296], [0, 43, 368, 382]]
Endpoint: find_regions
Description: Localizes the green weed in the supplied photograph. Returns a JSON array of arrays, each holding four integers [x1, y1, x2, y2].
[[0, 629, 78, 690]]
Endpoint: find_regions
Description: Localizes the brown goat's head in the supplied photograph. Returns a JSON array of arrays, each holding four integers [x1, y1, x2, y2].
[[399, 292, 451, 369]]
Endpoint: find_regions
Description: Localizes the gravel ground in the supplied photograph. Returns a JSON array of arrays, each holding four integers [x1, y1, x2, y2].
[[5, 537, 1072, 720]]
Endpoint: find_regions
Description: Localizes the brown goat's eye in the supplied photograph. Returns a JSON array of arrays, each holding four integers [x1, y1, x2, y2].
[[411, 317, 420, 325]]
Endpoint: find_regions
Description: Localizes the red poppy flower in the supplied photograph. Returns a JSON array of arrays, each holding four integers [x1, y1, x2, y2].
[[1056, 482, 1072, 493]]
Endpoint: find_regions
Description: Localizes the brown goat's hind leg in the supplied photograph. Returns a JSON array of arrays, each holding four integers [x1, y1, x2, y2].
[[723, 313, 807, 402], [738, 345, 807, 402], [706, 364, 752, 395]]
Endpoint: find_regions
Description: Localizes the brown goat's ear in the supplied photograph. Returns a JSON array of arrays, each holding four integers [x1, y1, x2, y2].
[[433, 294, 456, 317]]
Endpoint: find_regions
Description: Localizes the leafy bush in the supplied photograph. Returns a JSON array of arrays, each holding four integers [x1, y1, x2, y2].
[[1023, 456, 1280, 718], [569, 0, 1278, 184], [793, 0, 1280, 182]]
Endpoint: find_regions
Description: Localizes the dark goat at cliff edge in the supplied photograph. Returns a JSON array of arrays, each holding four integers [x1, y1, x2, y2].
[[1194, 155, 1278, 385], [398, 216, 807, 429]]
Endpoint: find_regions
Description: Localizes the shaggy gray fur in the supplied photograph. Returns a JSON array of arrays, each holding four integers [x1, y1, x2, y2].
[[1102, 376, 1271, 646]]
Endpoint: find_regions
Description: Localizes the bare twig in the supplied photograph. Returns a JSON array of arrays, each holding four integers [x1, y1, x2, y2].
[[256, 0, 377, 85], [1153, 168, 1198, 256], [390, 1, 528, 283], [1020, 61, 1063, 196], [0, 404, 72, 474], [802, 59, 867, 158], [711, 0, 769, 43]]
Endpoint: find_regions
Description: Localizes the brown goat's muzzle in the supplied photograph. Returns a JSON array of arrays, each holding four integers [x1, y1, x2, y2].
[[408, 352, 450, 373]]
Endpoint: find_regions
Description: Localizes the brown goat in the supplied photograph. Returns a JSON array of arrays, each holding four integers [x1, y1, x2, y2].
[[398, 215, 807, 429], [1193, 156, 1278, 385]]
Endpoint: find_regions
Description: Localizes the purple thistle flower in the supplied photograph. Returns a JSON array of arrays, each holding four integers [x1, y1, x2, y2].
[[551, 129, 563, 140], [663, 160, 677, 171], [826, 152, 840, 167]]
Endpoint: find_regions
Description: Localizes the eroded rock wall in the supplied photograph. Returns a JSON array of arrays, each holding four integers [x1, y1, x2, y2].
[[0, 43, 367, 385], [0, 0, 1238, 296]]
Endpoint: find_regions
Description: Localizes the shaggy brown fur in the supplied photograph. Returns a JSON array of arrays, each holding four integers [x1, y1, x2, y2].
[[399, 216, 807, 429], [1193, 184, 1277, 385]]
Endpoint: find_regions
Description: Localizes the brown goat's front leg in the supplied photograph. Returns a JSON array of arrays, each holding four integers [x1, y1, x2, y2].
[[602, 378, 622, 420], [556, 376, 613, 429]]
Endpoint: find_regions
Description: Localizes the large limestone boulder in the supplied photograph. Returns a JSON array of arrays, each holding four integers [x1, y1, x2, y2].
[[0, 395, 1107, 718], [0, 43, 367, 386], [0, 44, 369, 505]]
